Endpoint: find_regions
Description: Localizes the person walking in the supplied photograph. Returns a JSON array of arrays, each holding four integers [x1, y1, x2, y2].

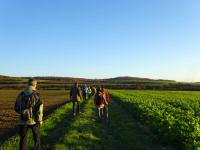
[[14, 78, 43, 150], [88, 86, 92, 99], [70, 82, 82, 116], [82, 84, 88, 101], [101, 85, 111, 121], [91, 86, 97, 97], [94, 87, 107, 120]]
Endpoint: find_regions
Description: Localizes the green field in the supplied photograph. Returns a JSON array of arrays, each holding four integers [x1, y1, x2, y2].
[[110, 90, 200, 150], [1, 90, 200, 150]]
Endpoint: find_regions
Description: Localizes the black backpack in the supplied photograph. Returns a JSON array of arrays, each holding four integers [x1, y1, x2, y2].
[[95, 93, 103, 106]]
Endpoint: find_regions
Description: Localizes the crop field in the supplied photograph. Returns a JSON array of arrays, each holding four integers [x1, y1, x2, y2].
[[0, 90, 68, 143], [0, 90, 200, 150], [110, 90, 200, 150]]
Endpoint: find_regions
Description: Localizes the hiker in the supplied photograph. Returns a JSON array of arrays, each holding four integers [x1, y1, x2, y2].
[[82, 84, 88, 101], [88, 86, 92, 99], [14, 78, 43, 150], [101, 85, 111, 121], [91, 86, 97, 97], [94, 87, 108, 120], [70, 82, 82, 116]]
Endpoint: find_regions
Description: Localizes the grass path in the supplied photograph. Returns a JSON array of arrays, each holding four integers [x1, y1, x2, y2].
[[41, 101, 87, 149], [53, 99, 104, 150], [52, 98, 169, 150]]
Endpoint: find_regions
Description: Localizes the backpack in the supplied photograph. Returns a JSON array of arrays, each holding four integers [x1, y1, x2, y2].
[[82, 87, 86, 94], [15, 92, 37, 121], [95, 93, 103, 106]]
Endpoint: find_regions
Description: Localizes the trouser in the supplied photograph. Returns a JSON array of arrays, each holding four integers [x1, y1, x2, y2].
[[97, 108, 104, 119], [88, 93, 92, 99], [104, 106, 109, 120], [97, 106, 109, 120], [19, 124, 41, 150], [83, 92, 87, 101], [72, 101, 80, 114]]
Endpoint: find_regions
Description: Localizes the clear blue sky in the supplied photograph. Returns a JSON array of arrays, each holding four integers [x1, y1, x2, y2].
[[0, 0, 200, 82]]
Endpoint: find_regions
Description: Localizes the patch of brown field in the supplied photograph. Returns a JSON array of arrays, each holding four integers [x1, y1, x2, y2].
[[0, 89, 69, 143]]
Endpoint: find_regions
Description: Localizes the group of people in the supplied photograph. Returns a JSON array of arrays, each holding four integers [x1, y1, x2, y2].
[[70, 82, 111, 119], [14, 78, 111, 150], [94, 85, 111, 120], [81, 84, 96, 101]]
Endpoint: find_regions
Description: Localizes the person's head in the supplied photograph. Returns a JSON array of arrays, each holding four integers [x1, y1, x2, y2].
[[74, 82, 78, 87], [28, 78, 37, 88], [101, 85, 105, 91], [97, 87, 101, 93]]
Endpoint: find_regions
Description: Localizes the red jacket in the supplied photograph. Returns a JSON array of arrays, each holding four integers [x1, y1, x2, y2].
[[105, 89, 111, 103]]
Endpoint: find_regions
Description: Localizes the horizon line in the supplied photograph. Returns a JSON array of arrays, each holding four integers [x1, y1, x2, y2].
[[1, 73, 199, 83]]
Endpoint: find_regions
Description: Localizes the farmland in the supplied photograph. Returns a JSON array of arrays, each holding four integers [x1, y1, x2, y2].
[[0, 90, 68, 143], [0, 77, 200, 150], [1, 93, 170, 150], [110, 90, 200, 150]]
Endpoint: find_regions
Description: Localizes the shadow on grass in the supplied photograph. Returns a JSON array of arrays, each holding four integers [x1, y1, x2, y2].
[[53, 98, 107, 150], [110, 94, 175, 150], [41, 100, 89, 150]]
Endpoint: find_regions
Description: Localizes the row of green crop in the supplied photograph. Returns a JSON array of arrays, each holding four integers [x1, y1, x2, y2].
[[138, 91, 200, 116], [110, 90, 200, 150]]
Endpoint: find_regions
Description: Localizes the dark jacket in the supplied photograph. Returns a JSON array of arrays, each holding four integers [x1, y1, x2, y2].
[[14, 86, 43, 125]]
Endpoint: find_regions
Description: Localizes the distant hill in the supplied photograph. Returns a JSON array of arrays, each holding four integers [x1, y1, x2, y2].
[[0, 75, 200, 91], [0, 75, 10, 78], [34, 76, 93, 82], [0, 75, 25, 81], [105, 76, 176, 83], [0, 75, 175, 83], [106, 76, 151, 81]]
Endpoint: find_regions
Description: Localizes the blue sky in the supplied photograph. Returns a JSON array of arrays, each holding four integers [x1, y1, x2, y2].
[[0, 0, 200, 82]]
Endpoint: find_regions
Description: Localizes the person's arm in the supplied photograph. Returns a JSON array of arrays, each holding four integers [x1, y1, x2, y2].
[[70, 87, 72, 99], [103, 94, 108, 105], [104, 99, 108, 105], [37, 103, 43, 126], [35, 93, 43, 126], [70, 88, 72, 96], [78, 87, 83, 100]]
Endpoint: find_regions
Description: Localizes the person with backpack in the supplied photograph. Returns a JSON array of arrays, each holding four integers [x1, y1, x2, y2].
[[70, 82, 82, 116], [82, 84, 88, 101], [14, 78, 43, 150], [88, 86, 92, 99], [101, 85, 111, 121], [94, 87, 108, 120], [91, 86, 97, 97]]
